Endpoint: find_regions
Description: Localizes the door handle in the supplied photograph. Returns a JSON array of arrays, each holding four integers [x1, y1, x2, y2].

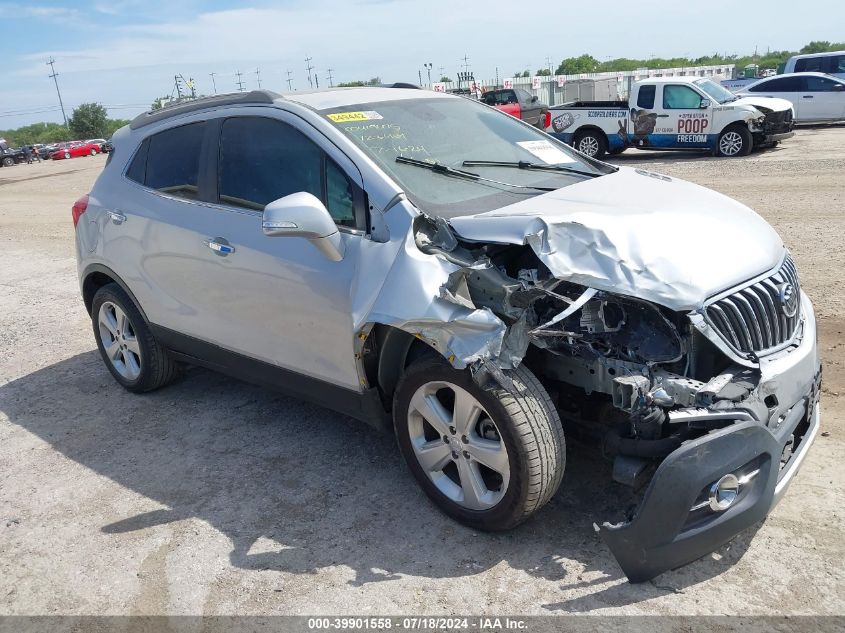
[[802, 95, 814, 99], [656, 114, 670, 118], [204, 238, 235, 256], [107, 210, 126, 225]]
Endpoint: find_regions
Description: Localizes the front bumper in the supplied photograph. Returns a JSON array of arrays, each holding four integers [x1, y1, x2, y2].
[[598, 294, 821, 582], [763, 131, 795, 143]]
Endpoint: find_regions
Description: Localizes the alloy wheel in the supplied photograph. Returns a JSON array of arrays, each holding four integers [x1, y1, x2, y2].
[[578, 136, 599, 157], [719, 131, 743, 156], [98, 301, 142, 380], [407, 381, 510, 510]]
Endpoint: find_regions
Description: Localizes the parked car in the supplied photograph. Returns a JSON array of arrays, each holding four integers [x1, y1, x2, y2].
[[737, 72, 845, 123], [481, 87, 549, 128], [51, 141, 102, 160], [74, 88, 820, 583], [0, 139, 26, 167], [784, 50, 845, 80], [38, 144, 59, 159], [546, 76, 794, 158]]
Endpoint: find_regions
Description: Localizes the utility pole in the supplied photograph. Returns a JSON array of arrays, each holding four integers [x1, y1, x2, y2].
[[285, 69, 294, 91], [209, 72, 217, 94], [305, 56, 314, 88], [418, 69, 423, 85], [545, 55, 553, 75], [461, 54, 470, 73], [235, 70, 245, 92], [46, 57, 68, 126], [255, 67, 262, 89], [326, 68, 334, 87], [174, 74, 184, 99], [424, 62, 432, 85]]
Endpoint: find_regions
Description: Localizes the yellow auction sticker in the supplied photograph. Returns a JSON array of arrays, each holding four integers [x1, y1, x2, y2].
[[327, 110, 383, 123]]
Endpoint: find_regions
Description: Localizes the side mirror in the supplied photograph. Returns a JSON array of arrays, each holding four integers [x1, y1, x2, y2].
[[262, 192, 345, 262], [531, 95, 539, 103], [833, 84, 845, 92], [699, 98, 711, 109]]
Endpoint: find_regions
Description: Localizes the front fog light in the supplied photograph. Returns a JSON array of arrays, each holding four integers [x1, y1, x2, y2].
[[709, 474, 740, 511]]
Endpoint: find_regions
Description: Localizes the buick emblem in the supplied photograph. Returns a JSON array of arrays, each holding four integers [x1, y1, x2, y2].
[[778, 282, 799, 318]]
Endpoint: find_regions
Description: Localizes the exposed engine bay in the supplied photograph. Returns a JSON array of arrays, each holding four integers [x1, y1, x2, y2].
[[413, 213, 804, 491]]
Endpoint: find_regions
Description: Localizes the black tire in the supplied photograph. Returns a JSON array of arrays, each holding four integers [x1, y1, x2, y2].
[[608, 147, 626, 156], [393, 358, 565, 531], [572, 129, 608, 159], [91, 283, 179, 393], [717, 124, 753, 157], [1, 157, 13, 167]]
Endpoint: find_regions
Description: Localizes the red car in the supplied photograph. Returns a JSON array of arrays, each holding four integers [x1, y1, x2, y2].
[[51, 141, 101, 160], [481, 88, 550, 129]]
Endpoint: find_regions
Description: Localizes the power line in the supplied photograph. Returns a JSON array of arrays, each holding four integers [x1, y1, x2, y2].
[[46, 57, 68, 126]]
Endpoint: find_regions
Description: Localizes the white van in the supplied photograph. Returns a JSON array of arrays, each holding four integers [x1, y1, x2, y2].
[[783, 50, 845, 79]]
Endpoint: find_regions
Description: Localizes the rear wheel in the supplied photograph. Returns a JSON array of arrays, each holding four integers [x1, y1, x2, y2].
[[393, 358, 565, 531], [717, 125, 752, 157], [64, 151, 71, 159], [573, 129, 608, 159], [89, 148, 97, 156], [91, 283, 179, 393]]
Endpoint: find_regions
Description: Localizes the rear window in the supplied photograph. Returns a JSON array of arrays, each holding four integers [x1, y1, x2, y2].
[[127, 122, 206, 200], [637, 85, 655, 109]]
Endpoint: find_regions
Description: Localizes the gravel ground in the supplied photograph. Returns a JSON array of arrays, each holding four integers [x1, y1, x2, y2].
[[1, 129, 843, 616]]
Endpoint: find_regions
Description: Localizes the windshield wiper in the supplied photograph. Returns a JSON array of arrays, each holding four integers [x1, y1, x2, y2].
[[395, 156, 556, 191], [461, 159, 606, 178]]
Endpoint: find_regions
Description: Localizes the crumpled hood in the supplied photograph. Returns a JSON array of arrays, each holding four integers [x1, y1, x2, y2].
[[448, 167, 785, 311], [731, 95, 794, 114]]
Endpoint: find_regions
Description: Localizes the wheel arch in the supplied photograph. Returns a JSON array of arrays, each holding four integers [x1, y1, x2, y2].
[[82, 263, 150, 324], [573, 125, 609, 144], [370, 324, 441, 406]]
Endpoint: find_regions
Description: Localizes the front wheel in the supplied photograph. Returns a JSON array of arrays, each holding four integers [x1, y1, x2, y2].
[[1, 156, 13, 167], [573, 129, 607, 159], [90, 148, 97, 156], [393, 358, 565, 531], [64, 151, 71, 159], [717, 125, 753, 157]]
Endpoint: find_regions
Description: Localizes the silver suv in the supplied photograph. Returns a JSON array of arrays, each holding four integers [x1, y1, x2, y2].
[[74, 87, 821, 582]]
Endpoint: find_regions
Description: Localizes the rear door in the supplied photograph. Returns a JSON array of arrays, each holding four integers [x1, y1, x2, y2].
[[747, 76, 803, 117]]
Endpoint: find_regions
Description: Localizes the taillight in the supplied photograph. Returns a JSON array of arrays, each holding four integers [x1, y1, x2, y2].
[[72, 194, 89, 227], [544, 111, 551, 130]]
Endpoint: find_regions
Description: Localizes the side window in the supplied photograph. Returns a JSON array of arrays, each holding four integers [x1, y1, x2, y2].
[[144, 122, 206, 199], [218, 116, 357, 228], [835, 55, 845, 73], [513, 89, 527, 104], [125, 137, 149, 184], [662, 85, 703, 109], [806, 76, 838, 91], [751, 77, 803, 92], [637, 85, 656, 109], [795, 57, 823, 72]]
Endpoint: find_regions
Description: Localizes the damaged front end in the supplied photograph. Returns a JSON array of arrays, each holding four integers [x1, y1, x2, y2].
[[410, 212, 822, 582]]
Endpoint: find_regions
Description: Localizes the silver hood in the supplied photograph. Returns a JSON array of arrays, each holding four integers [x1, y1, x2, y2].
[[448, 167, 785, 311]]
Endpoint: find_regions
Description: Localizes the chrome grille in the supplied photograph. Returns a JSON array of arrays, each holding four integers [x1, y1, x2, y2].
[[705, 256, 801, 356]]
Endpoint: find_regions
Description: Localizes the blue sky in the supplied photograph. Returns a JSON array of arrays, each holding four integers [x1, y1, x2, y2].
[[1, 0, 843, 128]]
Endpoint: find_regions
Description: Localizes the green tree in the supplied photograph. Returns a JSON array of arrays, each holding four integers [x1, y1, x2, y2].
[[520, 70, 530, 78], [555, 54, 600, 75], [536, 68, 551, 76], [337, 77, 382, 87], [150, 96, 171, 111], [68, 103, 108, 139], [439, 76, 452, 83]]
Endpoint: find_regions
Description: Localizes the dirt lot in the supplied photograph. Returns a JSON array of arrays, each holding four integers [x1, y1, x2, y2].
[[1, 130, 843, 616]]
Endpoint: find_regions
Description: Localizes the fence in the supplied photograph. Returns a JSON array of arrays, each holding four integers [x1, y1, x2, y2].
[[429, 64, 736, 105]]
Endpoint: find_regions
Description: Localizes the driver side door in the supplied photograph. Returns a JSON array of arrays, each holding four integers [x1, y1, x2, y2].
[[660, 84, 712, 148]]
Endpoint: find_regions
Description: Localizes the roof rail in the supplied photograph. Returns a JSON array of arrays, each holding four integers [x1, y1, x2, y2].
[[129, 90, 283, 130]]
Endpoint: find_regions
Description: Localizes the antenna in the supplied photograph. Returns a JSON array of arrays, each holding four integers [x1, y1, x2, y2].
[[235, 70, 245, 92], [305, 56, 314, 88], [255, 67, 262, 89], [209, 72, 217, 94], [285, 69, 294, 91], [46, 57, 68, 126]]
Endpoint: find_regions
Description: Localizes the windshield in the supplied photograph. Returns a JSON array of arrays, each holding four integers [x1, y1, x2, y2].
[[694, 79, 737, 104], [321, 96, 606, 217]]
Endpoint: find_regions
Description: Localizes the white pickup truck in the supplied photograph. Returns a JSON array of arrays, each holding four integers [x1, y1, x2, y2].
[[545, 77, 795, 158]]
